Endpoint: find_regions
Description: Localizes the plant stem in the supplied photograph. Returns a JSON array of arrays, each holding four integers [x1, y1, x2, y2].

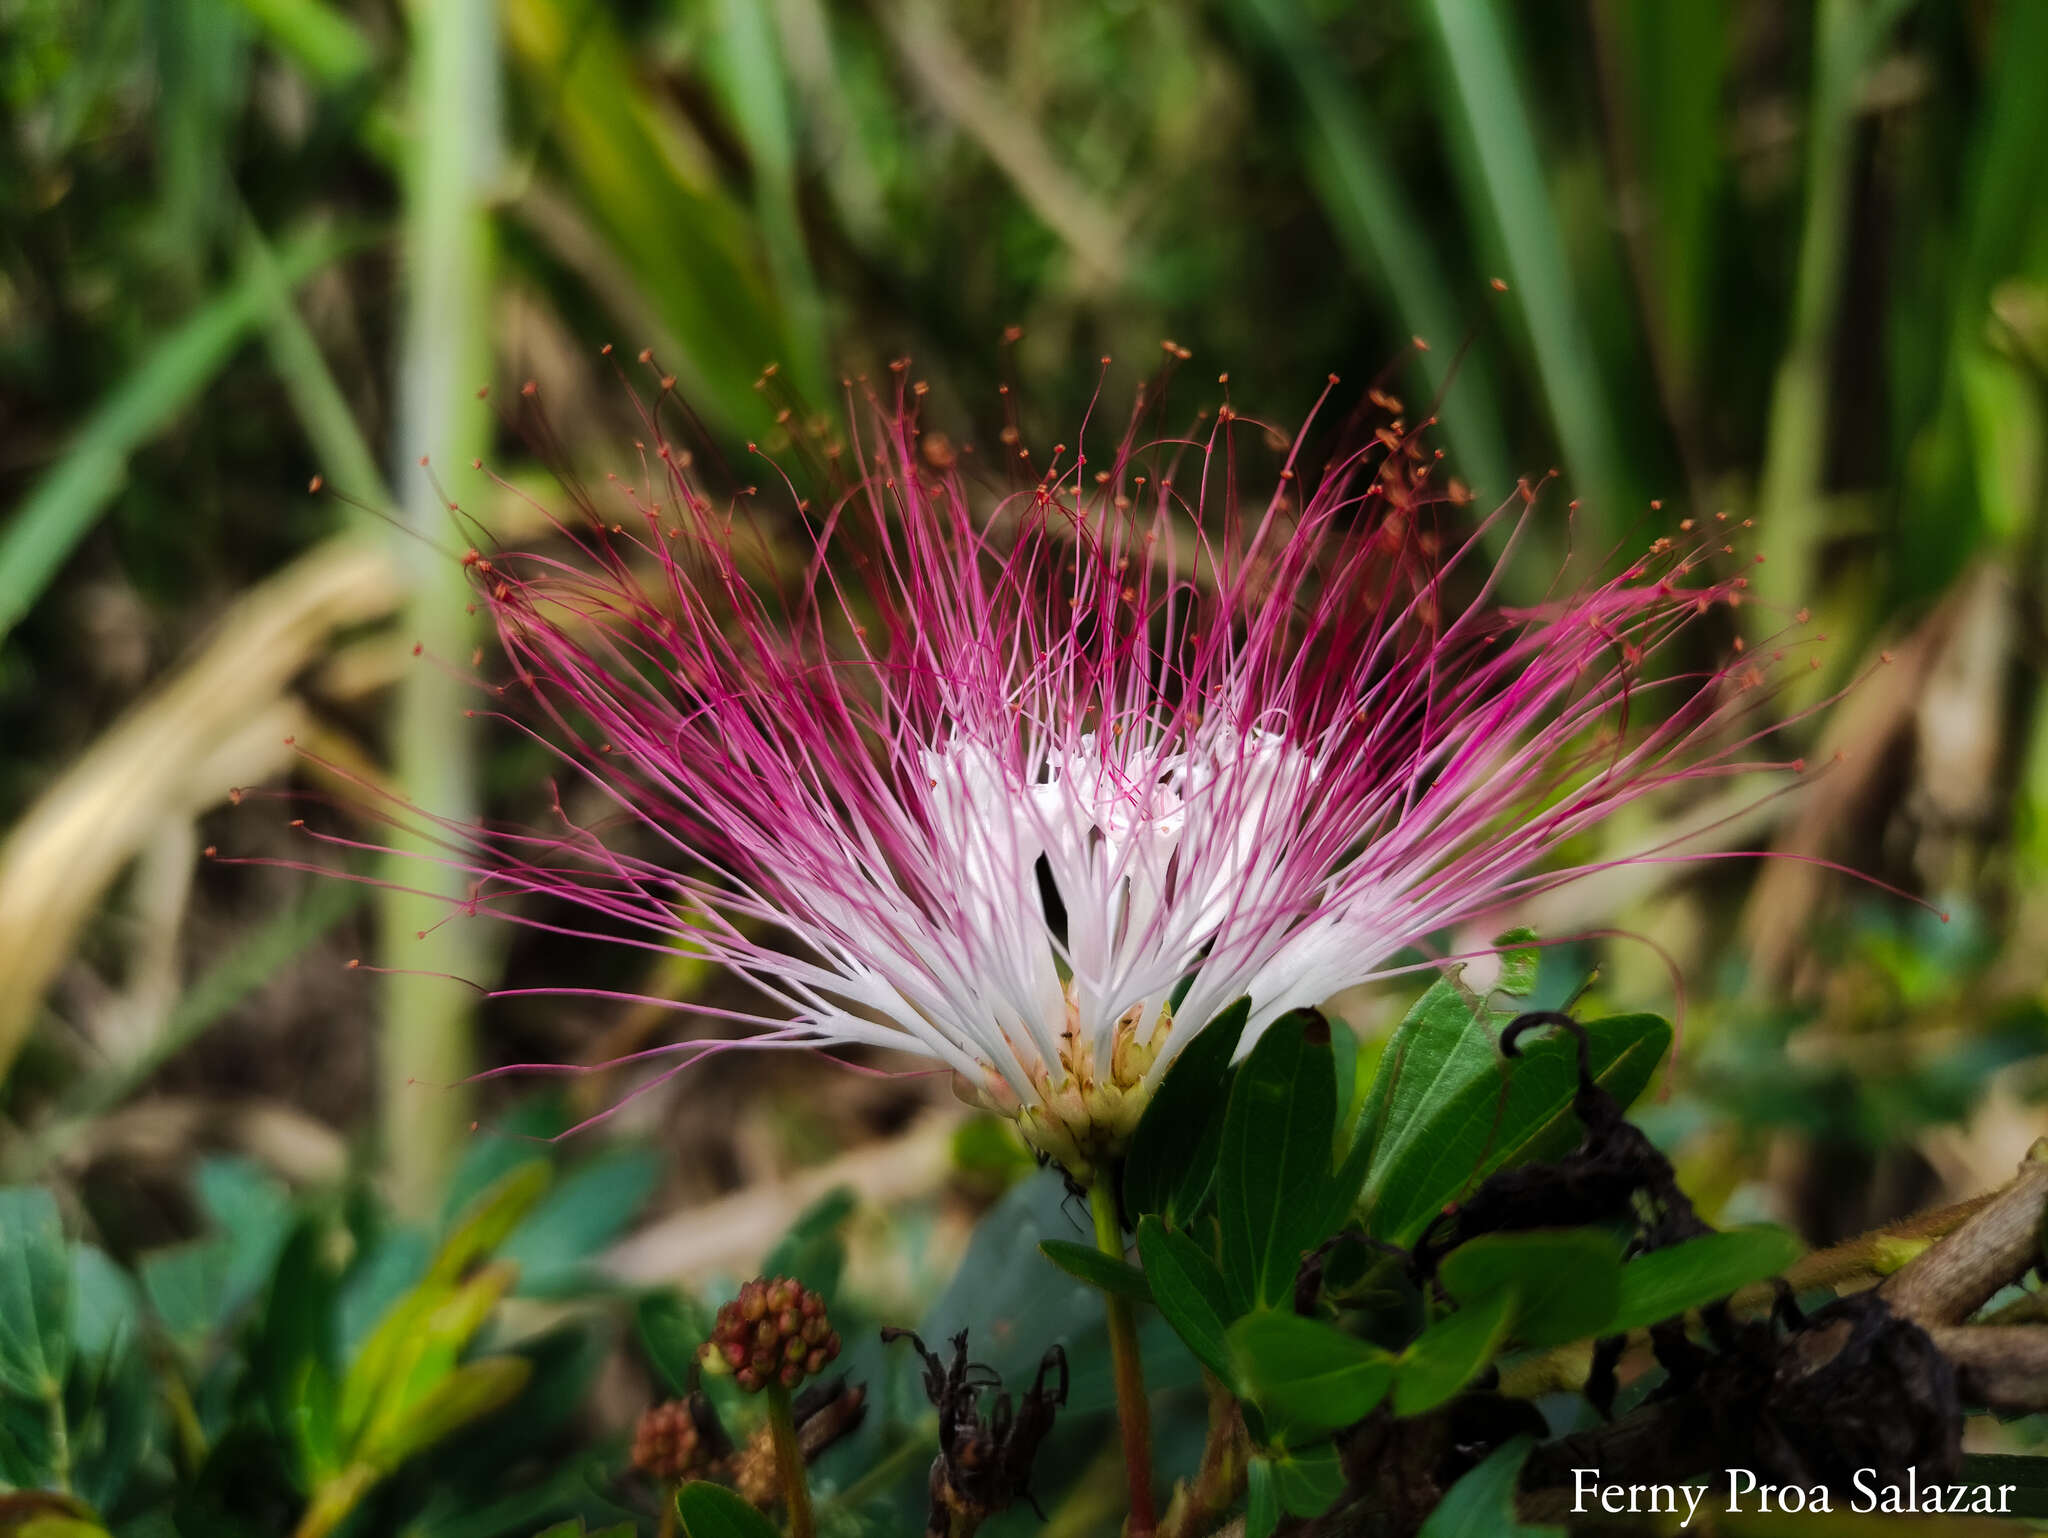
[[764, 1382, 817, 1538], [1088, 1176, 1157, 1537], [381, 0, 499, 1218]]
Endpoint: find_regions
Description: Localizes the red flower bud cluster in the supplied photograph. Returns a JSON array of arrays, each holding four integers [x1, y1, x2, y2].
[[706, 1276, 841, 1392], [631, 1398, 716, 1482]]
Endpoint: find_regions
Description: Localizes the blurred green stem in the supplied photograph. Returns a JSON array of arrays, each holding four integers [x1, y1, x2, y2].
[[1089, 1176, 1156, 1538], [1754, 0, 1911, 619], [381, 0, 499, 1217], [764, 1382, 817, 1538]]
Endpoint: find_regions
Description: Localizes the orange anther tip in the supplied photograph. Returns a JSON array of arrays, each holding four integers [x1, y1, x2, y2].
[[1489, 277, 1509, 291], [308, 474, 323, 493], [203, 845, 218, 857]]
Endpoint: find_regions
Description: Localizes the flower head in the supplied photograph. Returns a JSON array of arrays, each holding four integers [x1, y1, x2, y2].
[[350, 376, 1804, 1177]]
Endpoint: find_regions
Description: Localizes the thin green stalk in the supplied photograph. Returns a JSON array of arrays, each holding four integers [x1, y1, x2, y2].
[[1423, 0, 1627, 533], [1754, 0, 1911, 621], [381, 0, 499, 1218], [1089, 1177, 1156, 1538], [44, 1382, 70, 1494], [764, 1382, 817, 1538]]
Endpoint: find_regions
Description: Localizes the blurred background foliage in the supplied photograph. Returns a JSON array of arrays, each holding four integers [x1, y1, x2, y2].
[[4, 0, 2048, 1532]]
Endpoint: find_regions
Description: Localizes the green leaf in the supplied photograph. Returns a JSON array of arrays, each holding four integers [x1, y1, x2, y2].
[[1135, 1217, 1236, 1382], [355, 1354, 533, 1470], [0, 1190, 71, 1401], [1039, 1240, 1152, 1304], [231, 0, 376, 84], [1123, 998, 1249, 1225], [758, 1186, 856, 1302], [1219, 1011, 1339, 1307], [337, 1165, 543, 1453], [61, 1246, 151, 1515], [1418, 1435, 1560, 1537], [1357, 974, 1501, 1208], [362, 1262, 521, 1443], [258, 1220, 342, 1480], [1395, 1288, 1518, 1416], [1246, 1456, 1281, 1538], [194, 1156, 296, 1310], [1273, 1441, 1349, 1517], [674, 1480, 783, 1538], [1607, 1227, 1804, 1335], [1439, 1230, 1625, 1349], [636, 1290, 710, 1399], [501, 1148, 659, 1297], [1330, 1012, 1361, 1144], [1368, 1013, 1670, 1246], [1491, 927, 1541, 997], [432, 1161, 552, 1287], [1228, 1310, 1394, 1440], [139, 1238, 235, 1346], [531, 1523, 636, 1538]]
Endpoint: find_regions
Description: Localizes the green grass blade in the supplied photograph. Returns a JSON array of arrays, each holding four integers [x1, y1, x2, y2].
[[504, 0, 807, 437], [0, 223, 354, 645], [1243, 0, 1516, 514], [1421, 0, 1628, 527], [1754, 0, 1910, 617], [230, 0, 375, 85], [240, 214, 392, 509]]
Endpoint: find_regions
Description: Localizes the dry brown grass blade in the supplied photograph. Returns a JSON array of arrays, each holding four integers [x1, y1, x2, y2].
[[604, 1107, 962, 1285], [0, 535, 399, 1082]]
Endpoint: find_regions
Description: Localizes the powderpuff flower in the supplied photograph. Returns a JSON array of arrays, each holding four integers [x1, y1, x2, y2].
[[332, 376, 1801, 1179]]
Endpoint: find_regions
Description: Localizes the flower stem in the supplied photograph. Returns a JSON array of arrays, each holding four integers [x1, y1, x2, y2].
[[764, 1382, 816, 1538], [1088, 1176, 1157, 1537]]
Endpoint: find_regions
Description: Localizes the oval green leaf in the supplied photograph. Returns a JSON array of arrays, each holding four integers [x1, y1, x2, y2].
[[1608, 1226, 1804, 1335], [1135, 1217, 1236, 1381], [675, 1480, 783, 1538], [1368, 1012, 1670, 1246], [1038, 1240, 1153, 1303], [1395, 1286, 1519, 1416], [1439, 1228, 1624, 1348], [1124, 998, 1250, 1225], [1219, 1011, 1339, 1308], [1228, 1309, 1394, 1440]]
